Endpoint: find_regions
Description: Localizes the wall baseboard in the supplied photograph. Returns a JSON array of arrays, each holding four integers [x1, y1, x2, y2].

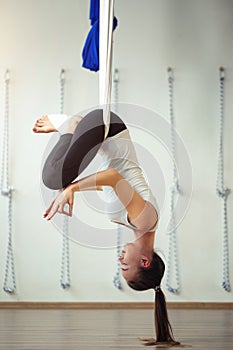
[[0, 302, 232, 309]]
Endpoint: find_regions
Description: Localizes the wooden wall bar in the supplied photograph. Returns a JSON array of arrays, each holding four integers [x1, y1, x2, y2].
[[0, 302, 232, 309]]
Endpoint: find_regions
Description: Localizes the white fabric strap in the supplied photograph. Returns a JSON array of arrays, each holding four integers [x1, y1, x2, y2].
[[48, 114, 75, 135], [99, 0, 115, 139]]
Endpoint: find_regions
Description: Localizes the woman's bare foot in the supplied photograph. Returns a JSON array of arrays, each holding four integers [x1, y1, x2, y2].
[[33, 116, 57, 133]]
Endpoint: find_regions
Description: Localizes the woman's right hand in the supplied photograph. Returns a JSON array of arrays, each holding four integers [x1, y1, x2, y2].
[[43, 187, 74, 220]]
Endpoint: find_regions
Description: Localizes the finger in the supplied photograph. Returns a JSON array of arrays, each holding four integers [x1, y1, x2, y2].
[[57, 204, 64, 214], [61, 205, 73, 216], [59, 202, 71, 217], [43, 199, 56, 217], [61, 209, 71, 216], [68, 202, 73, 216], [46, 203, 59, 220]]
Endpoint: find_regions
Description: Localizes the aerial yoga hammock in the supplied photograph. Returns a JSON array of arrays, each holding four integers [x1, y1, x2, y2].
[[82, 0, 118, 72], [83, 0, 121, 289], [32, 0, 180, 346]]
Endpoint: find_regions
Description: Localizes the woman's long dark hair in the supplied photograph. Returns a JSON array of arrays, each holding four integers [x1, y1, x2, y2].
[[127, 252, 180, 346]]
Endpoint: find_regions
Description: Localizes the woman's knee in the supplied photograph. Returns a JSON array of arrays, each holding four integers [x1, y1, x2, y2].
[[42, 164, 63, 190]]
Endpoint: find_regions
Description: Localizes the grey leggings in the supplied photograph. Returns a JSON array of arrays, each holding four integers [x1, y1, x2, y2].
[[42, 109, 127, 190]]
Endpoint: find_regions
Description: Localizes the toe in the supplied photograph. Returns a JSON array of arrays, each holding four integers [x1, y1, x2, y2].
[[36, 119, 45, 124], [33, 126, 43, 133], [32, 126, 39, 133], [36, 121, 44, 126]]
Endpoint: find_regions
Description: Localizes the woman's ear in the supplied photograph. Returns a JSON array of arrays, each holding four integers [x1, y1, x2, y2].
[[140, 256, 151, 268]]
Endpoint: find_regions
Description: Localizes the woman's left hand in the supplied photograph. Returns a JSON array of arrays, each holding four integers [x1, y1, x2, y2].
[[43, 186, 74, 220]]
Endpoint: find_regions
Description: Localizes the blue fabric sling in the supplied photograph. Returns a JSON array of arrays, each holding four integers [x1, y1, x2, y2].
[[82, 0, 118, 72]]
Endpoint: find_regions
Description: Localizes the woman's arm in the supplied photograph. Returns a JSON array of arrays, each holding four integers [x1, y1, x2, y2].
[[44, 168, 148, 224], [69, 168, 120, 192], [44, 168, 117, 220]]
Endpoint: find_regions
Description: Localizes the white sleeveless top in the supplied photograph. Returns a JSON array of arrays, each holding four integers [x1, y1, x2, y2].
[[99, 129, 159, 230]]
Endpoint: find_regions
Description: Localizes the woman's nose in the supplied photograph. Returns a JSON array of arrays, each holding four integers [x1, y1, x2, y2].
[[118, 248, 126, 261]]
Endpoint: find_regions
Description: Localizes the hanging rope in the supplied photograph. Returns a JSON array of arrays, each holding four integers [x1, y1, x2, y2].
[[112, 68, 122, 290], [113, 224, 123, 290], [59, 69, 71, 289], [216, 67, 231, 292], [113, 68, 119, 108], [0, 69, 17, 294], [166, 67, 180, 294]]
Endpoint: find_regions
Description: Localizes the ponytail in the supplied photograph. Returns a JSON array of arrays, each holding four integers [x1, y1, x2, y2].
[[154, 288, 180, 345], [127, 252, 180, 346]]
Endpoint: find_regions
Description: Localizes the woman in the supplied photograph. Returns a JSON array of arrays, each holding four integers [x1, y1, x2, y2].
[[33, 109, 180, 346]]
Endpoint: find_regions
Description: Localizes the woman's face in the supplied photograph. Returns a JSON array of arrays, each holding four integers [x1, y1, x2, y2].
[[118, 242, 143, 281]]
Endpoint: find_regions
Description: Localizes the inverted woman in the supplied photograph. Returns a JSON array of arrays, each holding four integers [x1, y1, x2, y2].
[[33, 109, 180, 346]]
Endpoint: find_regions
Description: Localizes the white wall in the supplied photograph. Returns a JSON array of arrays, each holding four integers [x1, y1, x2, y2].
[[0, 0, 232, 302]]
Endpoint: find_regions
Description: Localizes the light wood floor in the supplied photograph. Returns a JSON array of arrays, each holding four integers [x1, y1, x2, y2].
[[0, 309, 232, 349]]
